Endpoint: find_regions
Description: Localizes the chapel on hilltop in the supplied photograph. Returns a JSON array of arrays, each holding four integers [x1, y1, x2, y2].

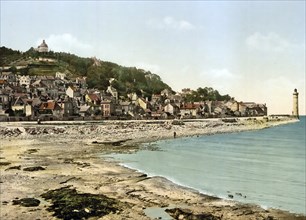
[[37, 40, 49, 52]]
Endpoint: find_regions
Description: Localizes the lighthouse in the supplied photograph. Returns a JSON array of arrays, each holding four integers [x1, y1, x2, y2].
[[292, 88, 299, 119]]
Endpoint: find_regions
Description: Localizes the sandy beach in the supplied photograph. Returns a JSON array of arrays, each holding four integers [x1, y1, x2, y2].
[[1, 117, 305, 220]]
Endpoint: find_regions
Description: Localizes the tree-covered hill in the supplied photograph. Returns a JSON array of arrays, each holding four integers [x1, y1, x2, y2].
[[0, 46, 172, 97]]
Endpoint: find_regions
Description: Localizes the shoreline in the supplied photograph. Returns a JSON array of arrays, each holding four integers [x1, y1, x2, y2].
[[115, 158, 304, 217], [1, 117, 305, 219]]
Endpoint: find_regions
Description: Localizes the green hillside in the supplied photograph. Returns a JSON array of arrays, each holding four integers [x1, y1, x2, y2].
[[0, 46, 172, 97]]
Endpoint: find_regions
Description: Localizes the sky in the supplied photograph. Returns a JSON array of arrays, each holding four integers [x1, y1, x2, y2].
[[1, 1, 305, 115]]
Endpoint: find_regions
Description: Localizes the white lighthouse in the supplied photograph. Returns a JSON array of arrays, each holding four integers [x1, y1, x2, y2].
[[292, 88, 299, 119]]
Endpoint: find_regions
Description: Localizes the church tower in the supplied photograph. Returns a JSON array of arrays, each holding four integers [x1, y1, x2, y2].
[[292, 88, 299, 119], [37, 40, 48, 53]]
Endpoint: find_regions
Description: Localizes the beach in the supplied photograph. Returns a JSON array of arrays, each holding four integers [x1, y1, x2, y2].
[[1, 117, 305, 220]]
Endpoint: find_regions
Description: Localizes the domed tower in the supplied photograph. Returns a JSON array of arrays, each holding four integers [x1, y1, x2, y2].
[[38, 40, 48, 53], [292, 88, 299, 119]]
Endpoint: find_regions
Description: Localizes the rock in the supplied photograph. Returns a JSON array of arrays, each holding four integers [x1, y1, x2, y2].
[[228, 194, 234, 199], [166, 208, 221, 220], [243, 210, 254, 215], [138, 174, 147, 178], [5, 165, 21, 171], [59, 177, 77, 184], [23, 166, 46, 172], [0, 162, 11, 166], [12, 198, 40, 207], [26, 149, 39, 154], [172, 120, 185, 126], [235, 192, 243, 197], [178, 214, 185, 220]]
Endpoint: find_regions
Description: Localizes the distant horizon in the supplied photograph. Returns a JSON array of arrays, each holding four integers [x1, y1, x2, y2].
[[1, 1, 305, 115]]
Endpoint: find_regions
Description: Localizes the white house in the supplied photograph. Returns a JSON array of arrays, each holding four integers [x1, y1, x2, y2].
[[66, 86, 79, 98], [55, 72, 66, 80], [164, 103, 179, 115], [18, 75, 31, 88]]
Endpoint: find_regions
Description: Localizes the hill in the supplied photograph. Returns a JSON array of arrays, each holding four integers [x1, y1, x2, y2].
[[0, 46, 172, 98], [0, 46, 232, 102]]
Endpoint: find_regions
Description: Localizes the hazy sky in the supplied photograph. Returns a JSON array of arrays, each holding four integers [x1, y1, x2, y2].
[[1, 1, 305, 115]]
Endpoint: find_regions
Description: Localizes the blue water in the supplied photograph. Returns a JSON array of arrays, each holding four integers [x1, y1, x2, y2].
[[109, 117, 306, 214]]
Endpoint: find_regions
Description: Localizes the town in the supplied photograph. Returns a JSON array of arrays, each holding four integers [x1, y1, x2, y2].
[[0, 41, 267, 122]]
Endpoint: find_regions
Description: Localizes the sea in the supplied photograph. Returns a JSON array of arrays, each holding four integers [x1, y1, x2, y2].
[[108, 116, 306, 215]]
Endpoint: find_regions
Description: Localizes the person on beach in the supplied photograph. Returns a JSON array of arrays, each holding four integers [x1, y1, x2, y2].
[[174, 131, 177, 138]]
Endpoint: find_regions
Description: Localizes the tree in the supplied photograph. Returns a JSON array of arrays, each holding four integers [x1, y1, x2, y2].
[[9, 66, 17, 74], [183, 87, 232, 102]]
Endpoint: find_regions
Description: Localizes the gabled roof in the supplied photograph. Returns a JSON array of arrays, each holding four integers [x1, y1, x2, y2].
[[32, 79, 48, 87], [87, 93, 100, 102], [13, 96, 28, 106], [32, 98, 42, 106], [22, 99, 33, 105], [1, 72, 14, 76], [0, 79, 7, 84], [46, 76, 55, 80], [101, 99, 112, 104], [79, 105, 91, 112], [39, 101, 62, 111], [180, 103, 199, 110], [120, 101, 131, 106], [241, 102, 256, 107], [67, 85, 77, 91], [13, 93, 28, 98], [164, 102, 179, 108]]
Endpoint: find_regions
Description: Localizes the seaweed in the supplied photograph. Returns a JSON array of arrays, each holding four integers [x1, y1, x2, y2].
[[41, 186, 121, 220], [0, 162, 11, 166], [5, 165, 21, 171], [12, 198, 40, 207], [23, 166, 46, 171], [165, 208, 221, 220], [25, 149, 39, 154]]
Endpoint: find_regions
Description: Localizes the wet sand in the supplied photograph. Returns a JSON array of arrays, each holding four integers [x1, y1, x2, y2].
[[1, 117, 305, 220]]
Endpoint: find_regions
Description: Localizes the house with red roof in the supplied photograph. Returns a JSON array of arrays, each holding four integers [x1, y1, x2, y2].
[[180, 102, 201, 118], [39, 100, 62, 118]]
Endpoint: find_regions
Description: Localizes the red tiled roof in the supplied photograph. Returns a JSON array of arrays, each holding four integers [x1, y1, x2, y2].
[[39, 101, 62, 110], [88, 93, 100, 101], [180, 103, 199, 110]]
